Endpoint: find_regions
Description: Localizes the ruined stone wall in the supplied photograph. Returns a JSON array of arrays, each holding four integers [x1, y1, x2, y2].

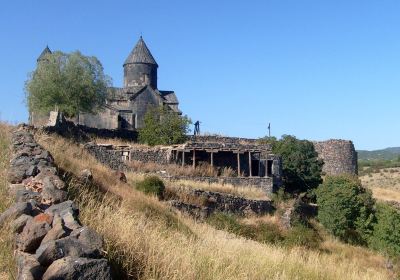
[[313, 140, 358, 176], [129, 146, 171, 165], [84, 143, 129, 171], [169, 189, 274, 219], [2, 125, 112, 279]]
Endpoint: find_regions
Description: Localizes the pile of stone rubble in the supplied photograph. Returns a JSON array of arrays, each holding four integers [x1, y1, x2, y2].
[[0, 125, 112, 280]]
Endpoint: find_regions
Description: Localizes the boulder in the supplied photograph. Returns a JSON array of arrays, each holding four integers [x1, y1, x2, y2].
[[26, 165, 39, 177], [12, 214, 33, 234], [41, 186, 67, 205], [15, 189, 42, 203], [45, 200, 79, 218], [22, 177, 44, 193], [62, 210, 81, 231], [41, 214, 68, 244], [0, 202, 32, 227], [17, 218, 51, 253], [36, 236, 101, 266], [42, 257, 112, 280], [16, 251, 45, 280], [70, 226, 103, 251], [7, 165, 29, 184], [42, 175, 66, 191]]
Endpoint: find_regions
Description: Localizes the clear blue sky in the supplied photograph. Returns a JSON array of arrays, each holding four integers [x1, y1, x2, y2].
[[0, 0, 399, 150]]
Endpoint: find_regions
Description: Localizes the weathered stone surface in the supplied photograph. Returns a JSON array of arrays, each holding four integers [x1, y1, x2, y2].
[[15, 189, 42, 203], [36, 236, 101, 266], [16, 251, 45, 280], [45, 200, 78, 217], [62, 210, 81, 230], [12, 214, 33, 234], [313, 140, 358, 176], [42, 257, 112, 280], [42, 175, 66, 191], [280, 198, 318, 229], [7, 164, 30, 183], [41, 214, 68, 245], [41, 185, 67, 205], [26, 165, 39, 177], [70, 227, 103, 251], [0, 202, 32, 227], [17, 218, 51, 253]]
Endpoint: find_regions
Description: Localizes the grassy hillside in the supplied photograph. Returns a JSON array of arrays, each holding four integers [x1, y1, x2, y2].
[[358, 147, 400, 161], [33, 131, 395, 280]]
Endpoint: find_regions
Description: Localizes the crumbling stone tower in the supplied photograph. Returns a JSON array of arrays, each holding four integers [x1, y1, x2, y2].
[[123, 36, 158, 89]]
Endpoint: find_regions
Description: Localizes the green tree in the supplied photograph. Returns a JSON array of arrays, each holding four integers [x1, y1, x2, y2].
[[25, 51, 111, 118], [139, 106, 191, 146], [316, 175, 375, 244], [260, 135, 323, 193], [369, 203, 400, 257]]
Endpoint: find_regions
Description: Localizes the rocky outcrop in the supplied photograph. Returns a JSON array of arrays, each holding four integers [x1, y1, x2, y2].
[[1, 125, 112, 280]]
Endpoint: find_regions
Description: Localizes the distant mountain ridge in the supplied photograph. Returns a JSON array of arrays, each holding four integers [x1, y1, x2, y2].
[[357, 147, 400, 161]]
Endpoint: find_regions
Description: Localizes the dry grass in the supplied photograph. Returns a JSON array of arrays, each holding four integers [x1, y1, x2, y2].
[[360, 167, 400, 190], [165, 179, 270, 201], [360, 167, 400, 202], [371, 187, 400, 203], [0, 122, 17, 279], [35, 131, 395, 280]]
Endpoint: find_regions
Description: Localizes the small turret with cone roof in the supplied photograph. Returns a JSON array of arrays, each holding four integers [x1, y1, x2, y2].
[[123, 36, 158, 89], [37, 45, 52, 63]]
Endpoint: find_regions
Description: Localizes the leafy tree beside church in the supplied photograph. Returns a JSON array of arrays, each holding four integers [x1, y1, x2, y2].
[[25, 48, 111, 118], [139, 106, 192, 146]]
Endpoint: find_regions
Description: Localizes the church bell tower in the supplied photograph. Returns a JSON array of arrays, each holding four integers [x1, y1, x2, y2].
[[123, 36, 158, 89]]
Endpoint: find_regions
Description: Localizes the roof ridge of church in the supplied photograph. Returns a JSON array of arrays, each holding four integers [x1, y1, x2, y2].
[[123, 36, 158, 66]]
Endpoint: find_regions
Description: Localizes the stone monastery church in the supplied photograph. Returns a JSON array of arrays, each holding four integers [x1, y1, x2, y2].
[[34, 37, 180, 130]]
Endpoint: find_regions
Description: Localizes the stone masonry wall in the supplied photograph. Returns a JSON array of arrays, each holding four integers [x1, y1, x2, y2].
[[129, 146, 171, 165], [313, 139, 358, 175], [1, 125, 112, 279], [84, 143, 129, 171], [169, 189, 274, 219]]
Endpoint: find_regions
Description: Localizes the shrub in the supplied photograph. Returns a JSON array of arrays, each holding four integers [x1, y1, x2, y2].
[[136, 176, 165, 199], [207, 213, 284, 244], [138, 105, 191, 146], [369, 203, 400, 257], [283, 224, 321, 249], [316, 175, 375, 245], [260, 135, 323, 194]]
